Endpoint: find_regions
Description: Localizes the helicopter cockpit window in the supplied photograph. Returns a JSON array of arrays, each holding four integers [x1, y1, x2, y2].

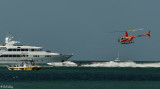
[[121, 37, 126, 40]]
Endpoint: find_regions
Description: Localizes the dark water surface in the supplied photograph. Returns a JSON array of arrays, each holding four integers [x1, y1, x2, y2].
[[1, 67, 160, 89]]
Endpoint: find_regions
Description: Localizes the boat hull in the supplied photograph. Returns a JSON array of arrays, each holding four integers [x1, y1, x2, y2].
[[8, 66, 42, 70]]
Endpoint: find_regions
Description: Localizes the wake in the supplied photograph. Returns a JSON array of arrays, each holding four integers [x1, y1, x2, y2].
[[82, 61, 160, 68], [45, 61, 160, 68]]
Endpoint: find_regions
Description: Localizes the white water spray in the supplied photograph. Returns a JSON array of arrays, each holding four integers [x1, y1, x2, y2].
[[47, 61, 77, 67], [82, 61, 160, 68]]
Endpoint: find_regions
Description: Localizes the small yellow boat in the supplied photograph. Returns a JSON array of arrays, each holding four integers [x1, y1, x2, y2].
[[8, 59, 42, 70], [8, 60, 42, 70], [8, 66, 42, 70]]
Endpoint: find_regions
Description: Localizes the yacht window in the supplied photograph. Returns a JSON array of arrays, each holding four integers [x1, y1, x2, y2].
[[24, 49, 28, 51], [20, 55, 25, 57], [33, 55, 39, 57], [9, 55, 12, 57], [17, 49, 20, 51], [1, 47, 7, 51], [17, 55, 20, 57], [13, 49, 16, 51], [31, 49, 34, 51], [21, 49, 24, 51], [8, 49, 12, 51], [45, 55, 51, 57], [13, 55, 16, 57], [4, 55, 8, 57]]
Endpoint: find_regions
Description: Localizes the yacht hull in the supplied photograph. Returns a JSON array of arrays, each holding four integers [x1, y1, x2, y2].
[[0, 55, 73, 65]]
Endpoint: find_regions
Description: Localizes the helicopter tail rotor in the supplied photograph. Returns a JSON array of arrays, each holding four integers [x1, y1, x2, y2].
[[148, 30, 150, 37]]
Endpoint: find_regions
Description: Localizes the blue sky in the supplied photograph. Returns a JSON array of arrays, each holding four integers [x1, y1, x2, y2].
[[0, 0, 159, 61]]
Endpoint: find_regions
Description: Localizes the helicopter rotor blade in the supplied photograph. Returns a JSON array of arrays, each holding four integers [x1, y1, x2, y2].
[[126, 28, 144, 32], [108, 28, 144, 33]]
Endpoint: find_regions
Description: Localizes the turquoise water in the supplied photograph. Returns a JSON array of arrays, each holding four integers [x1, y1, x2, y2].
[[1, 67, 160, 89]]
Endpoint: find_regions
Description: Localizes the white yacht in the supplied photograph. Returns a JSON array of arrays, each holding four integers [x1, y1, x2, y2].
[[0, 34, 73, 65]]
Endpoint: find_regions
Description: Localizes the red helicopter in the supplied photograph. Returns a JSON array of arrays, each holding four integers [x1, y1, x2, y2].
[[118, 29, 150, 44]]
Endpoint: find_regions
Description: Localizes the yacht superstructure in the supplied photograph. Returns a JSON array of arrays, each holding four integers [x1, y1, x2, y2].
[[0, 34, 73, 65]]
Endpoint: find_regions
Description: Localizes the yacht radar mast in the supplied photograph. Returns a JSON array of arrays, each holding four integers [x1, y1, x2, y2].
[[5, 33, 20, 46]]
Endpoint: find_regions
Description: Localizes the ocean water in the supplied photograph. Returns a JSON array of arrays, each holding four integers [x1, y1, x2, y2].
[[1, 61, 160, 89]]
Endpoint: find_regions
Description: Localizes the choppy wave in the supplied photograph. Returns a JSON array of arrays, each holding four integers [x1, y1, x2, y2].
[[82, 61, 160, 68]]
